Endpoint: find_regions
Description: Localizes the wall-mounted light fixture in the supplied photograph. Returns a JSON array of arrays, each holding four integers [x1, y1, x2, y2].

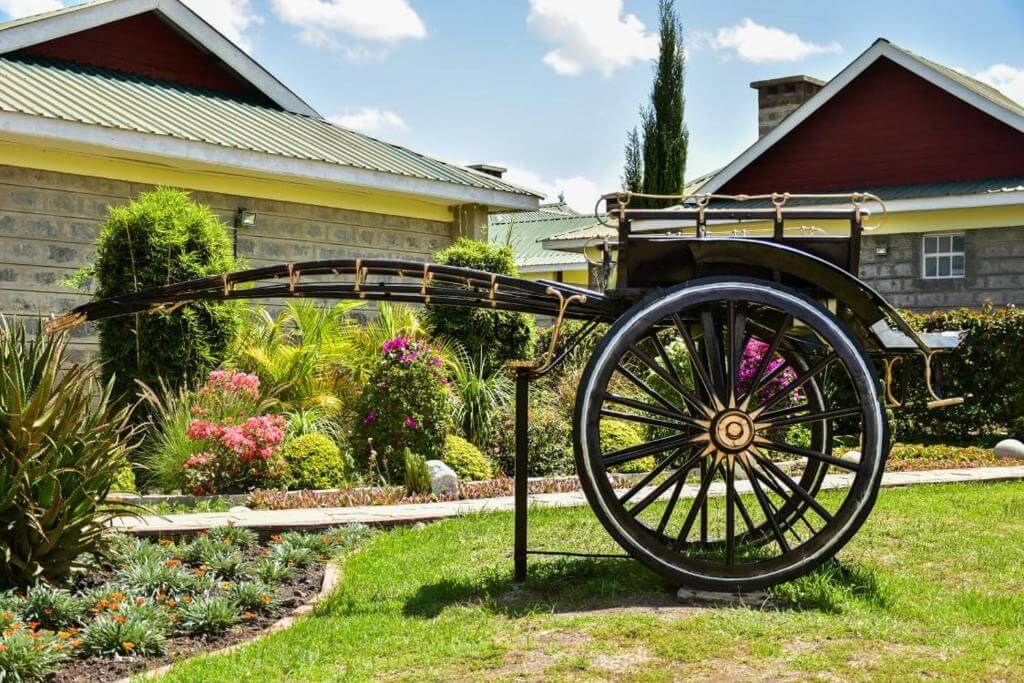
[[875, 245, 889, 257], [233, 208, 257, 259], [235, 208, 257, 228]]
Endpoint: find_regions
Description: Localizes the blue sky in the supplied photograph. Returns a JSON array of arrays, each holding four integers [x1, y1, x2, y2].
[[2, 0, 1023, 210]]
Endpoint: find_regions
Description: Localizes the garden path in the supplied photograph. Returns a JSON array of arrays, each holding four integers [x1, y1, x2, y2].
[[112, 465, 1024, 537]]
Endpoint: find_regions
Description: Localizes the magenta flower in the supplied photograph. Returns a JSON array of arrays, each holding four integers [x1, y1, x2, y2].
[[363, 409, 378, 426], [404, 416, 418, 429]]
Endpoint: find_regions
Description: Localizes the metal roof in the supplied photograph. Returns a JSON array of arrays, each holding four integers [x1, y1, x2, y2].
[[0, 56, 540, 200], [490, 202, 594, 268]]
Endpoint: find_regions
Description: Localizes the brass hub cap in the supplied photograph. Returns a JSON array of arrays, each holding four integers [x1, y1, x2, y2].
[[711, 410, 755, 453]]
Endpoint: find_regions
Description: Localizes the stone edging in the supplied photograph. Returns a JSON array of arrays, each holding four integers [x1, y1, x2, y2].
[[114, 562, 341, 682]]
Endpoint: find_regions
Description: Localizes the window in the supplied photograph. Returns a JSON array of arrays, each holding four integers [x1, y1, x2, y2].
[[922, 233, 965, 279]]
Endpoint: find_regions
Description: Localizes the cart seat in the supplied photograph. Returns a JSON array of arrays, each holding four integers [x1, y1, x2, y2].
[[870, 323, 963, 352]]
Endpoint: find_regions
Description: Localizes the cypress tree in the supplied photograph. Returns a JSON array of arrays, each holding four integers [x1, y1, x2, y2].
[[622, 126, 643, 193], [638, 0, 688, 205]]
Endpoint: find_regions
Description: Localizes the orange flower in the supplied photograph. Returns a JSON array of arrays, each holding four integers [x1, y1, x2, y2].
[[270, 535, 281, 543], [1, 612, 11, 620], [166, 600, 178, 608], [164, 559, 182, 568], [43, 608, 52, 615], [27, 621, 39, 630], [0, 645, 5, 652], [136, 598, 147, 606], [182, 596, 193, 604], [111, 592, 126, 602], [158, 539, 173, 545], [112, 615, 127, 625], [261, 595, 271, 605], [122, 641, 135, 651], [242, 612, 255, 620], [58, 631, 70, 639]]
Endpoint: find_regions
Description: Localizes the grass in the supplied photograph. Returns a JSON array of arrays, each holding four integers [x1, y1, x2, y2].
[[154, 481, 1024, 682]]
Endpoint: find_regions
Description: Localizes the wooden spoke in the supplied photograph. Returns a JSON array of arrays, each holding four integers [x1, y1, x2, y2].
[[724, 458, 736, 564], [673, 451, 720, 550], [726, 303, 747, 406], [628, 449, 705, 516], [670, 312, 721, 410], [614, 363, 682, 414], [600, 408, 706, 433], [604, 433, 707, 468], [751, 451, 834, 523], [753, 352, 839, 416], [605, 393, 690, 424], [629, 345, 710, 416], [754, 437, 859, 472], [618, 447, 690, 505], [738, 455, 791, 553], [740, 314, 793, 409], [648, 331, 682, 386], [700, 310, 726, 404], [758, 405, 862, 430]]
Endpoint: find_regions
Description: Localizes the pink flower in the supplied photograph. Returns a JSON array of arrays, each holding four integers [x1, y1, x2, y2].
[[404, 416, 418, 429], [362, 409, 378, 426], [381, 336, 411, 355]]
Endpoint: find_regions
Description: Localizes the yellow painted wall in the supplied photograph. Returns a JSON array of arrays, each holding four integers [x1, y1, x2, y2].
[[0, 137, 455, 223], [693, 204, 1024, 238], [521, 268, 589, 286]]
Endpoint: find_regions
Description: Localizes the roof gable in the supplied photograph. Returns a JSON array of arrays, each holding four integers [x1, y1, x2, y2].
[[0, 0, 317, 116], [706, 39, 1024, 195]]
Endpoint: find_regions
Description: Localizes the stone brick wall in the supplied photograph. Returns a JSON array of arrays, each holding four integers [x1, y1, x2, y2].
[[0, 164, 453, 361], [860, 227, 1024, 311]]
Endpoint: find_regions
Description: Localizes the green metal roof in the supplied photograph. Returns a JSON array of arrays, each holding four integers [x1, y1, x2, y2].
[[490, 202, 596, 268], [0, 56, 540, 200]]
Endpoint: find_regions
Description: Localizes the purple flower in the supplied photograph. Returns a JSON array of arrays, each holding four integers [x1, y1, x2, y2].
[[381, 336, 411, 355], [362, 409, 378, 426]]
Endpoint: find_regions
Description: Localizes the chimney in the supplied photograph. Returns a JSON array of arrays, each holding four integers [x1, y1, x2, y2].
[[750, 75, 825, 138], [467, 163, 507, 179]]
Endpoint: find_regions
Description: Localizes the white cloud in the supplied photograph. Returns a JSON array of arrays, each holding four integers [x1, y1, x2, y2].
[[973, 64, 1024, 106], [329, 107, 409, 136], [0, 0, 61, 17], [182, 0, 263, 52], [527, 0, 658, 77], [708, 18, 840, 63], [501, 165, 601, 213], [270, 0, 425, 57]]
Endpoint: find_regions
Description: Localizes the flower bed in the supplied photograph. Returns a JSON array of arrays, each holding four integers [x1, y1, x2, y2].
[[0, 526, 372, 683]]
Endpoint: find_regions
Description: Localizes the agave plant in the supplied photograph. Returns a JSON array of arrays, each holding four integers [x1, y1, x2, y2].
[[0, 321, 139, 588]]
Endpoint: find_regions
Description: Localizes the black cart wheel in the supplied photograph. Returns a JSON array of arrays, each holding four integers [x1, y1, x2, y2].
[[573, 278, 888, 592]]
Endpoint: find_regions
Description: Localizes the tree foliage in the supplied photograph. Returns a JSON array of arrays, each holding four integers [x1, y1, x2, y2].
[[622, 127, 643, 193], [422, 239, 535, 372], [76, 188, 241, 407], [625, 0, 688, 206]]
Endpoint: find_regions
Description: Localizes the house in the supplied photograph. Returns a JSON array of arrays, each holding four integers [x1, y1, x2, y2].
[[489, 198, 596, 286], [0, 0, 539, 360], [544, 38, 1024, 310]]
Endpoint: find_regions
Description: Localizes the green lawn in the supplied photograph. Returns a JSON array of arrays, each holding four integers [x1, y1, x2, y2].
[[154, 482, 1024, 682]]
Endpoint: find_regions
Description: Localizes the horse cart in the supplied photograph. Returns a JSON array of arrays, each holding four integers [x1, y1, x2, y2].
[[49, 191, 963, 592]]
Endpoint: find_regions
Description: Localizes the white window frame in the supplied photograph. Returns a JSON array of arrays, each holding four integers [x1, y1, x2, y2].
[[922, 233, 966, 280]]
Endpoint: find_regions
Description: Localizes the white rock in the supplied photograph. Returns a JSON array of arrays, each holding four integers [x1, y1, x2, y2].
[[994, 439, 1024, 460], [425, 460, 458, 497], [228, 506, 251, 514], [842, 450, 861, 464]]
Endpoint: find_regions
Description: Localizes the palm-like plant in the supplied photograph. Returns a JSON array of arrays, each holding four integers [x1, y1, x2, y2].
[[0, 321, 139, 587], [228, 301, 360, 415], [446, 346, 513, 448]]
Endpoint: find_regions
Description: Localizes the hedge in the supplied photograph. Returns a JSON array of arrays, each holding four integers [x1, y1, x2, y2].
[[895, 304, 1024, 439]]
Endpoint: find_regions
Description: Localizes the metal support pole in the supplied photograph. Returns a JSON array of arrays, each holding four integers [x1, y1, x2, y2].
[[513, 367, 530, 582]]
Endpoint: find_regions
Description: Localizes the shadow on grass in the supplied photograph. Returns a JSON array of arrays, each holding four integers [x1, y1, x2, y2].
[[403, 554, 889, 619]]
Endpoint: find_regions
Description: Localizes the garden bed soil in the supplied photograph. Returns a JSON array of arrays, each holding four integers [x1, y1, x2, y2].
[[50, 562, 325, 683]]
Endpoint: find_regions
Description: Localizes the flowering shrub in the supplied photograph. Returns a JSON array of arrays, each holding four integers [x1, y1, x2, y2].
[[350, 337, 453, 483], [178, 371, 287, 495], [737, 338, 798, 401]]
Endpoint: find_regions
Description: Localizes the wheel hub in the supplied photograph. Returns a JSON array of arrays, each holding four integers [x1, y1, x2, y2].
[[711, 409, 755, 453]]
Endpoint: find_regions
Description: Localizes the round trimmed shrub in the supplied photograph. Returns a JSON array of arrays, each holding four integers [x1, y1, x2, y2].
[[444, 434, 493, 481], [350, 337, 453, 483], [283, 433, 351, 490], [73, 187, 241, 409], [422, 239, 535, 371], [490, 398, 573, 477], [600, 420, 652, 473]]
